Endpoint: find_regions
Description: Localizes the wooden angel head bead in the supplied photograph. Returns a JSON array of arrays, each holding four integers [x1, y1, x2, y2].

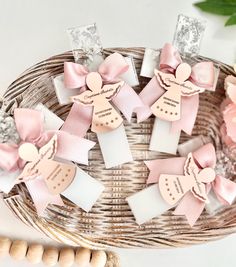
[[71, 72, 124, 133], [151, 63, 205, 122]]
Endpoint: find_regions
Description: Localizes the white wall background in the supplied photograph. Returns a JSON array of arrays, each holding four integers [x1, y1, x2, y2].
[[0, 0, 236, 266]]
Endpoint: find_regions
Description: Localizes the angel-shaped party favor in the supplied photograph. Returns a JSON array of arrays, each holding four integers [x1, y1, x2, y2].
[[72, 72, 124, 133], [137, 43, 215, 154], [152, 63, 205, 121], [16, 135, 76, 195], [127, 144, 236, 226], [0, 107, 104, 215], [159, 152, 215, 205]]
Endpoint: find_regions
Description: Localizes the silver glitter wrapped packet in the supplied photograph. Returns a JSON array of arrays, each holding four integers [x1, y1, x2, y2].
[[0, 110, 19, 144], [67, 23, 104, 68], [173, 14, 206, 56]]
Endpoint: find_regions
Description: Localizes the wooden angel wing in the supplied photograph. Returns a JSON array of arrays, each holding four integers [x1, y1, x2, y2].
[[191, 183, 209, 203], [181, 80, 205, 96], [184, 153, 199, 177], [101, 81, 124, 100], [39, 134, 57, 160], [15, 162, 39, 184], [154, 69, 173, 90], [71, 90, 94, 105]]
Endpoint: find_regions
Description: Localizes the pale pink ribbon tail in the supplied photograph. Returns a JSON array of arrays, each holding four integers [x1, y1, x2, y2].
[[145, 157, 186, 184], [55, 131, 95, 165], [173, 191, 205, 227], [26, 177, 64, 216], [61, 103, 93, 137], [171, 95, 199, 135], [112, 83, 146, 122], [136, 76, 164, 122]]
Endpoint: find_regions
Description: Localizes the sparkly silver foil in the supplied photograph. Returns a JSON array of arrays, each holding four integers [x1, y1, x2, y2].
[[67, 23, 103, 65], [173, 14, 206, 56], [0, 110, 19, 144]]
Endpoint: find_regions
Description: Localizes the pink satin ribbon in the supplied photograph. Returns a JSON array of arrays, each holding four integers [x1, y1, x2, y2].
[[145, 143, 236, 226], [62, 52, 145, 136], [0, 108, 95, 215], [137, 43, 215, 135]]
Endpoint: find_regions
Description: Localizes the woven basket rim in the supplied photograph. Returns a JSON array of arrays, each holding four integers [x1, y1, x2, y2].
[[2, 47, 236, 250]]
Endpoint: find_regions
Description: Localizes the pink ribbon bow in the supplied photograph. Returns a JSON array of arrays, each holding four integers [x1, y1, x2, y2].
[[0, 108, 95, 215], [145, 143, 236, 226], [62, 52, 145, 136], [136, 43, 215, 135]]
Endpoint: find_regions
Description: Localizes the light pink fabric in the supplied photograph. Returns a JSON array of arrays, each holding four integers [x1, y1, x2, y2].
[[145, 143, 236, 226]]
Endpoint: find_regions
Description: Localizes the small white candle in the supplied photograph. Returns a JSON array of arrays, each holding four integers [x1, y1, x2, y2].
[[126, 184, 173, 225], [120, 57, 139, 87], [62, 167, 104, 212], [35, 103, 64, 131], [205, 190, 224, 214], [140, 48, 160, 78], [211, 66, 220, 92], [97, 124, 133, 168], [149, 118, 181, 154], [53, 74, 81, 105], [177, 136, 206, 156]]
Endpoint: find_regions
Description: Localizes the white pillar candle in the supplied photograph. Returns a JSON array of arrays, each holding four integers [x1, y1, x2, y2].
[[97, 124, 133, 168], [35, 103, 64, 130], [127, 184, 173, 224], [120, 57, 139, 87], [149, 118, 181, 154], [62, 167, 104, 212]]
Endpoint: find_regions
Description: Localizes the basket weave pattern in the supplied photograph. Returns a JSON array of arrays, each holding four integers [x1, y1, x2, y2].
[[2, 48, 236, 249]]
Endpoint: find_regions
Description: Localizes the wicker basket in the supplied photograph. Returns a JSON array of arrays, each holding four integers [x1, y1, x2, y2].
[[2, 47, 236, 250]]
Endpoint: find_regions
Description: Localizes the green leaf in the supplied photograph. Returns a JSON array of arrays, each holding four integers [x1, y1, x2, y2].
[[225, 12, 236, 25], [194, 1, 236, 15], [206, 0, 236, 3]]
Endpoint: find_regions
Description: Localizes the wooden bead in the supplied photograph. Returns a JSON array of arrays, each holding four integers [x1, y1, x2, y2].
[[90, 250, 107, 267], [0, 237, 12, 258], [75, 248, 91, 267], [9, 240, 28, 261], [42, 247, 59, 266], [58, 248, 74, 267], [26, 244, 44, 264]]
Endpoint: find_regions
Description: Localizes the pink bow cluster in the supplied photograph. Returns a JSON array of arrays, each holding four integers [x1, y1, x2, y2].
[[62, 52, 145, 137], [221, 75, 236, 148], [0, 108, 95, 214], [137, 43, 215, 135], [145, 143, 236, 226]]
